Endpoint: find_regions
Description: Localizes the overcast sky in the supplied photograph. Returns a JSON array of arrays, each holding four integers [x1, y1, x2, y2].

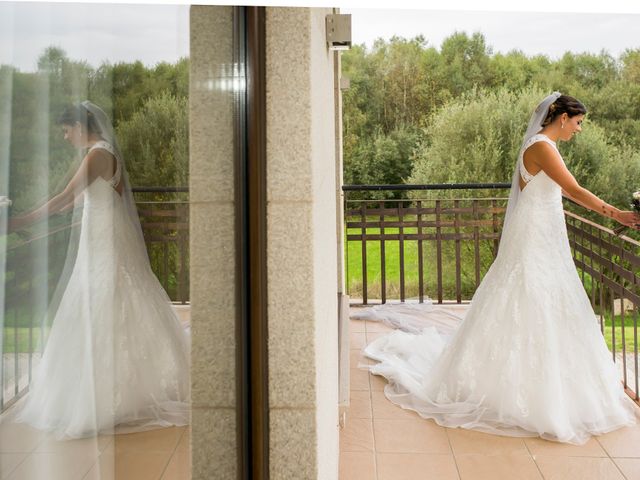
[[0, 2, 190, 72], [1, 2, 639, 73], [343, 9, 640, 59]]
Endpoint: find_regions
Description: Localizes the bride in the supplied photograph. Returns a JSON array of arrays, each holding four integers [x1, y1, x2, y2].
[[7, 101, 190, 439], [358, 92, 640, 445]]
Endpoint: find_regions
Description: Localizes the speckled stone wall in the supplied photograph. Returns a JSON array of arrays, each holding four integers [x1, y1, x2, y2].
[[266, 7, 340, 480], [189, 6, 237, 480], [189, 6, 340, 479]]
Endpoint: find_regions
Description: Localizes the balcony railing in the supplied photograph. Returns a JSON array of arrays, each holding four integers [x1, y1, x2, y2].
[[1, 187, 188, 413], [344, 184, 640, 404], [134, 187, 189, 304]]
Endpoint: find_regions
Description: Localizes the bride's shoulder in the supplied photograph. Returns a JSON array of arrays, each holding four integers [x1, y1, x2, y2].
[[524, 133, 550, 145], [89, 140, 116, 156], [523, 138, 562, 169], [523, 134, 557, 153], [85, 142, 117, 170]]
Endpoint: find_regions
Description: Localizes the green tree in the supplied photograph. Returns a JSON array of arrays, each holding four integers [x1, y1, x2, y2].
[[409, 87, 543, 194], [341, 31, 640, 200], [438, 32, 494, 95], [116, 92, 189, 188], [344, 126, 420, 199]]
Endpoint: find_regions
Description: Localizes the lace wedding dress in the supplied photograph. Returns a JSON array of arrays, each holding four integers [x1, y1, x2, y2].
[[14, 140, 190, 439], [358, 133, 638, 445]]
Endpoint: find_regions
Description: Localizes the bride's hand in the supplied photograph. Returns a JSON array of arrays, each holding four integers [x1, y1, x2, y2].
[[614, 210, 640, 229]]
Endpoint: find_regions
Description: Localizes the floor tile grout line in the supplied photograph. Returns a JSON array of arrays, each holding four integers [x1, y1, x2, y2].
[[365, 320, 380, 480], [522, 438, 547, 480], [595, 436, 629, 480], [155, 452, 177, 480], [1, 420, 49, 480], [79, 452, 101, 480], [2, 451, 30, 480], [443, 428, 462, 480], [157, 427, 188, 480]]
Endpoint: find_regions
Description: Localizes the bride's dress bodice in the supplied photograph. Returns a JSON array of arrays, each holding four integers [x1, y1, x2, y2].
[[81, 141, 125, 269], [496, 134, 573, 276]]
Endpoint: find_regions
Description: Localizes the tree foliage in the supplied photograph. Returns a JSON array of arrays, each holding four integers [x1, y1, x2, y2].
[[342, 32, 640, 212], [117, 92, 189, 188], [2, 48, 189, 211]]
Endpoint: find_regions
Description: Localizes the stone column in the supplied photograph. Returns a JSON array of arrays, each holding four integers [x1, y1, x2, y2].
[[266, 7, 340, 480], [189, 6, 237, 479]]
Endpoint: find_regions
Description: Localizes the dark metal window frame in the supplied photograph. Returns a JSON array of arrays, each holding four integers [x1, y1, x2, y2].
[[235, 6, 268, 480]]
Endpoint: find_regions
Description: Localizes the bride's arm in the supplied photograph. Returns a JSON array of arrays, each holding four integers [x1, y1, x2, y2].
[[9, 150, 112, 230], [528, 142, 639, 228], [59, 191, 84, 213], [560, 188, 589, 209]]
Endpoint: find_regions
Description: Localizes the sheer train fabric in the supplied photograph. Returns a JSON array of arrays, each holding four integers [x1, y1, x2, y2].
[[357, 125, 638, 445], [13, 107, 190, 439]]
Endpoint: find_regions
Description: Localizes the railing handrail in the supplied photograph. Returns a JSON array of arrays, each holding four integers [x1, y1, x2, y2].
[[342, 183, 512, 192], [6, 221, 80, 252], [345, 197, 509, 204], [564, 210, 640, 247], [342, 183, 639, 236], [6, 194, 190, 252], [132, 186, 189, 193]]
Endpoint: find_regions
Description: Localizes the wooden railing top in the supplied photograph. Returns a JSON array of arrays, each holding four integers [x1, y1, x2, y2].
[[342, 183, 512, 191], [565, 210, 640, 247]]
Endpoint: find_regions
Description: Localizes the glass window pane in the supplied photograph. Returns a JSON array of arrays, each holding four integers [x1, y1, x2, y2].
[[0, 4, 239, 479]]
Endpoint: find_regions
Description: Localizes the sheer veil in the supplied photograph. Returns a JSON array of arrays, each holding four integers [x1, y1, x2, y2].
[[502, 92, 561, 231], [351, 92, 562, 333]]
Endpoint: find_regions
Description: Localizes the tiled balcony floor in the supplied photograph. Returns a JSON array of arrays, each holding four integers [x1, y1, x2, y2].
[[0, 413, 190, 480], [340, 310, 640, 480], [0, 304, 192, 480]]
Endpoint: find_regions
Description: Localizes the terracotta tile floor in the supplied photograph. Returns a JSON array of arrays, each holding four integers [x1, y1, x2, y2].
[[0, 408, 190, 480], [0, 407, 190, 480], [0, 304, 192, 480], [340, 313, 640, 480]]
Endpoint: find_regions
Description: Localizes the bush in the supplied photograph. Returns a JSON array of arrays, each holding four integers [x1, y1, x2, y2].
[[409, 87, 547, 196], [116, 91, 189, 187]]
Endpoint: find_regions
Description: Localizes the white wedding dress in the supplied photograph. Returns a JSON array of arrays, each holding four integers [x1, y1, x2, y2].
[[359, 134, 638, 445], [14, 141, 190, 439]]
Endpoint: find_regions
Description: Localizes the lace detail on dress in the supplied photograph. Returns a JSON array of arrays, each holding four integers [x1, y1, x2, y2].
[[89, 140, 121, 188], [518, 134, 557, 184]]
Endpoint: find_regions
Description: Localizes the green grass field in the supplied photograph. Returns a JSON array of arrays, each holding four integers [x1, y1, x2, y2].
[[2, 327, 45, 354], [345, 224, 496, 300], [602, 314, 640, 355]]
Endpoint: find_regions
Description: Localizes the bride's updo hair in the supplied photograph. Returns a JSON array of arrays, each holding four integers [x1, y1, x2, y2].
[[57, 104, 102, 135], [541, 95, 587, 127]]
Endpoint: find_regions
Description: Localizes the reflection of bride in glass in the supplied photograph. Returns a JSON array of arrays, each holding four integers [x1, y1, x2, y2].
[[8, 101, 190, 438]]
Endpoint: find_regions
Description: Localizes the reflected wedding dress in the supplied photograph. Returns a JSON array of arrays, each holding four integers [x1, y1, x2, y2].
[[358, 132, 638, 445], [15, 140, 190, 439]]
